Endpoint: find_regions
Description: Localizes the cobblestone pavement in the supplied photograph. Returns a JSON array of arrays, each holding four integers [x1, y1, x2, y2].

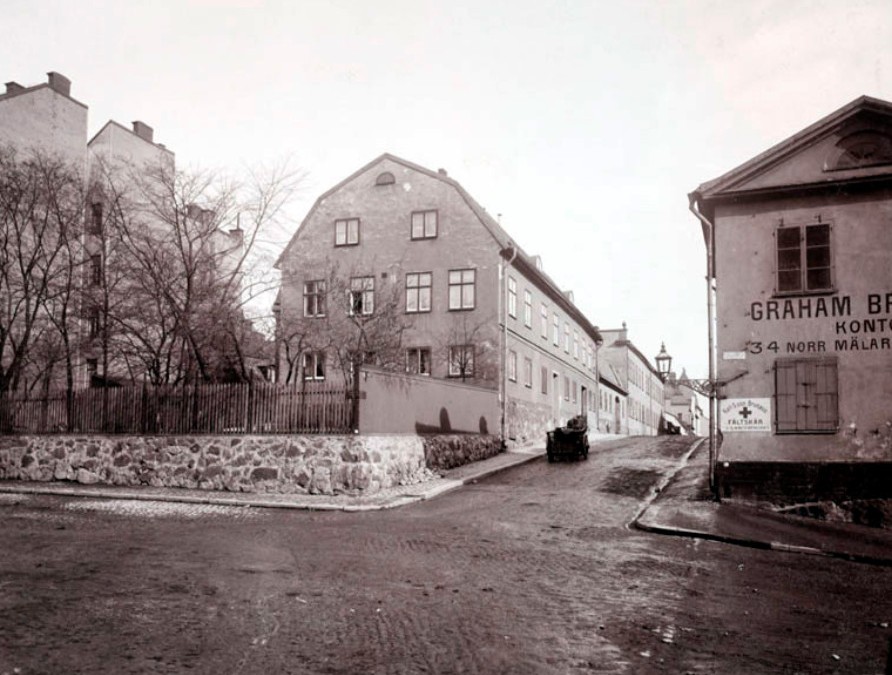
[[2, 435, 891, 674]]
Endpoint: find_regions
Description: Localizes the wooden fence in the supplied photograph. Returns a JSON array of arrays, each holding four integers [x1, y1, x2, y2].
[[0, 383, 355, 435]]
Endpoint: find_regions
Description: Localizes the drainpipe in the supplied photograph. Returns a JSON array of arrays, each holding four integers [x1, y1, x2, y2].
[[688, 192, 718, 498], [499, 244, 517, 449]]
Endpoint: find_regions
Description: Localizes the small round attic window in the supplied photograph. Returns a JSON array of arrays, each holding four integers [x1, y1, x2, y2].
[[375, 171, 396, 186], [829, 131, 892, 170]]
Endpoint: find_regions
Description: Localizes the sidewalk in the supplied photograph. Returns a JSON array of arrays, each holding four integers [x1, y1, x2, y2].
[[635, 439, 892, 566], [0, 445, 550, 513]]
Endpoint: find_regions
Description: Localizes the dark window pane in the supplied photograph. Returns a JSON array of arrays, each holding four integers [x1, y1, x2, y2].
[[778, 249, 801, 271], [806, 224, 830, 246], [806, 245, 831, 268], [807, 268, 832, 290], [777, 227, 800, 248], [778, 270, 802, 292]]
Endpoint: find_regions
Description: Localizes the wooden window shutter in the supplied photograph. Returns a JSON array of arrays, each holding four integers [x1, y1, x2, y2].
[[775, 360, 798, 432]]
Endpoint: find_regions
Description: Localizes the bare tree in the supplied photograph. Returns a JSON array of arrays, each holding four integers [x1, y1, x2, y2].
[[0, 147, 84, 396], [276, 261, 410, 386], [87, 155, 302, 384], [437, 313, 498, 384]]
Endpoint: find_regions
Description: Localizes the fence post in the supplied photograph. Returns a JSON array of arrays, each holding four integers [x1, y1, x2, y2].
[[351, 362, 360, 433], [246, 380, 255, 433]]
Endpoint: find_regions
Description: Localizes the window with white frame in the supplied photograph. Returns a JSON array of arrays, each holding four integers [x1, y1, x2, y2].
[[303, 280, 326, 317], [406, 272, 432, 313], [563, 322, 570, 353], [524, 357, 533, 388], [540, 304, 548, 339], [448, 269, 476, 310], [508, 349, 517, 382], [507, 277, 517, 318], [448, 344, 475, 377], [406, 347, 431, 375], [573, 330, 579, 359], [540, 366, 548, 394], [348, 276, 374, 316], [523, 290, 532, 328], [334, 218, 359, 246], [410, 210, 438, 239], [563, 375, 570, 401], [776, 222, 833, 294], [302, 351, 325, 380], [552, 313, 560, 346]]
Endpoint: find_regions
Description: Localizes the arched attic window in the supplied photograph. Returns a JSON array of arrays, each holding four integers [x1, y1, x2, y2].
[[826, 130, 892, 170], [375, 171, 396, 186]]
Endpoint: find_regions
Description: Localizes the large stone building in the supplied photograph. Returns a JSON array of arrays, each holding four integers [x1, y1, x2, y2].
[[691, 95, 892, 501], [599, 323, 664, 436], [274, 153, 604, 446], [0, 72, 87, 165], [1, 71, 244, 390]]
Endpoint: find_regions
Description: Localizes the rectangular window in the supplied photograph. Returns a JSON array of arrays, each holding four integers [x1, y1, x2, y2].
[[775, 357, 838, 433], [563, 376, 570, 401], [406, 347, 431, 375], [448, 269, 476, 310], [507, 277, 517, 318], [348, 276, 374, 316], [303, 280, 326, 317], [552, 313, 560, 346], [405, 272, 432, 313], [88, 307, 100, 338], [776, 222, 832, 293], [335, 218, 359, 246], [523, 290, 532, 328], [508, 349, 517, 382], [410, 210, 438, 239], [524, 357, 533, 388], [448, 344, 475, 378], [89, 203, 102, 235], [302, 351, 325, 380], [540, 366, 548, 394], [90, 254, 102, 286], [573, 330, 579, 359], [572, 381, 577, 403], [540, 304, 548, 339], [563, 322, 570, 353]]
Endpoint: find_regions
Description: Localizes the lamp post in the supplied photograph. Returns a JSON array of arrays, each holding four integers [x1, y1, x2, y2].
[[656, 341, 731, 499]]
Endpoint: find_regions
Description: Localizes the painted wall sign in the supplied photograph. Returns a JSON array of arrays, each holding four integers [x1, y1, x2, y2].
[[746, 292, 892, 354], [720, 398, 771, 432]]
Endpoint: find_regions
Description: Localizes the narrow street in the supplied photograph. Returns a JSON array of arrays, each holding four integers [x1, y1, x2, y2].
[[1, 436, 890, 674]]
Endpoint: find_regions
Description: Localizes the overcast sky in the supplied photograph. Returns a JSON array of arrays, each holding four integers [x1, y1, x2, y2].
[[4, 0, 892, 377]]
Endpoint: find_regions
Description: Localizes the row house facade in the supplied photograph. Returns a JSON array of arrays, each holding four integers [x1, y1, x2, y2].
[[598, 363, 627, 435], [599, 324, 664, 436], [692, 95, 892, 501], [274, 153, 603, 446]]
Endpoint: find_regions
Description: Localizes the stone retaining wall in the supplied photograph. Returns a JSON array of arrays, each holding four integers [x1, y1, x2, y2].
[[422, 435, 502, 471], [0, 432, 502, 496]]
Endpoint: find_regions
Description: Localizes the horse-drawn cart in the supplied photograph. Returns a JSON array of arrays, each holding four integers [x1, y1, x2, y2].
[[546, 415, 589, 462]]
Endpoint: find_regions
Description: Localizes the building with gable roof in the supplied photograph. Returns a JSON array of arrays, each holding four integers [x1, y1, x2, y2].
[[597, 361, 627, 435], [274, 153, 603, 446], [691, 95, 892, 501], [598, 323, 663, 437]]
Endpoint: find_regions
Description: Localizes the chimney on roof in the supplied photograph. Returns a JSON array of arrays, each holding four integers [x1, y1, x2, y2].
[[564, 290, 574, 303], [47, 72, 71, 96], [5, 82, 24, 95], [132, 121, 154, 143], [438, 168, 448, 176], [620, 321, 628, 342], [531, 255, 543, 271]]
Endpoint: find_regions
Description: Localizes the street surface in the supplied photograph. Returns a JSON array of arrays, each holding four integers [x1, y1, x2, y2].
[[1, 436, 891, 674]]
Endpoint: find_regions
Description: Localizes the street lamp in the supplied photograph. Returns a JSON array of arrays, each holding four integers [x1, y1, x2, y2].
[[655, 342, 672, 382]]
